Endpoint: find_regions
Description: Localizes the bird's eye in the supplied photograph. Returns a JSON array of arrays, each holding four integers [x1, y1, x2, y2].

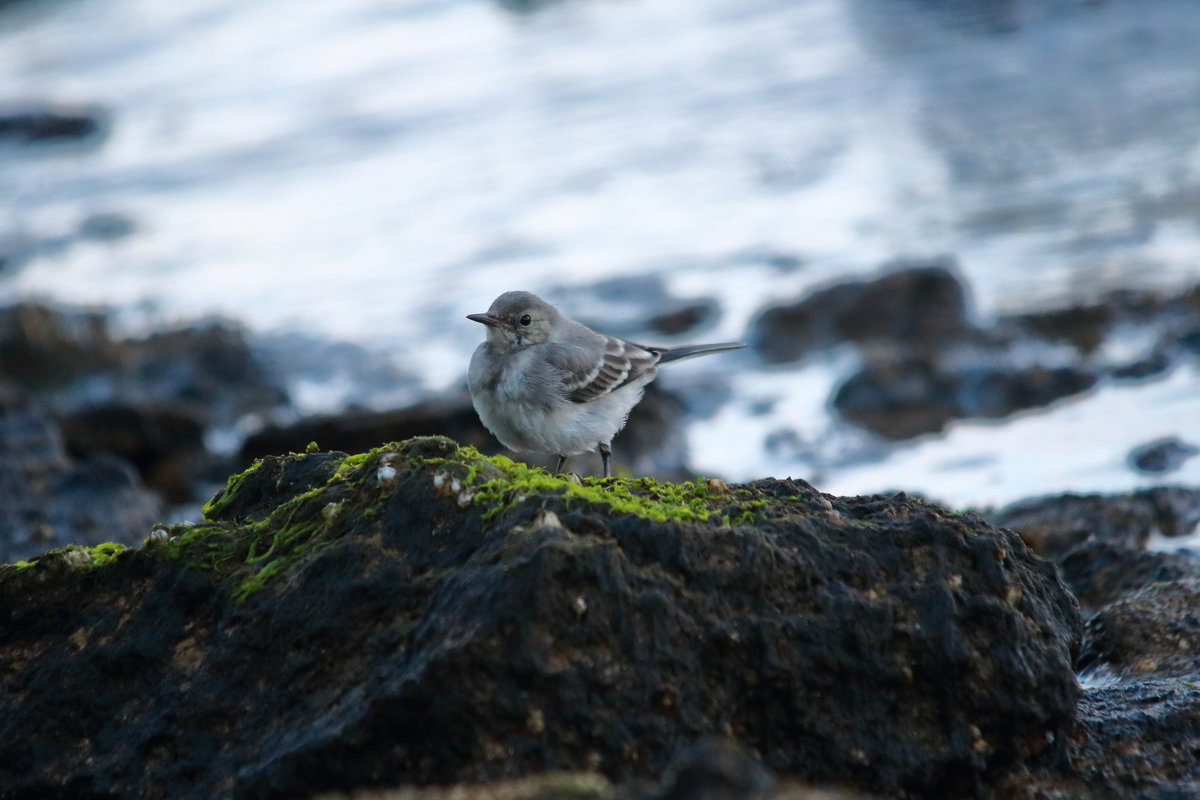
[[519, 314, 532, 327]]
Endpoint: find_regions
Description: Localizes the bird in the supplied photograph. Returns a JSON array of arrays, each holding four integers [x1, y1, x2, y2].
[[467, 290, 745, 478]]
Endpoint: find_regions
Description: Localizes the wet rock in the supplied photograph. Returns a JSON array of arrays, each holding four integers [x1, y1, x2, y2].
[[1127, 437, 1199, 475], [0, 304, 284, 427], [493, 0, 562, 14], [127, 322, 288, 426], [1078, 578, 1200, 678], [1058, 542, 1200, 618], [832, 354, 1097, 440], [989, 488, 1200, 562], [60, 403, 206, 504], [659, 739, 775, 800], [0, 103, 107, 143], [1109, 347, 1173, 381], [749, 260, 973, 364], [996, 679, 1200, 799], [1070, 680, 1200, 797], [0, 303, 121, 388], [752, 272, 1200, 440], [0, 408, 160, 563], [648, 300, 719, 337], [0, 303, 287, 503], [0, 437, 1080, 800], [77, 211, 138, 242], [1180, 327, 1200, 355], [1004, 303, 1114, 354], [1002, 284, 1200, 364]]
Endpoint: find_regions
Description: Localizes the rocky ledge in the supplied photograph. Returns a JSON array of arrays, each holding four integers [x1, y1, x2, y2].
[[0, 437, 1081, 800]]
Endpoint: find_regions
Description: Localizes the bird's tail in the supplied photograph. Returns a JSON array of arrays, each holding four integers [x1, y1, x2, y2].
[[656, 342, 747, 363]]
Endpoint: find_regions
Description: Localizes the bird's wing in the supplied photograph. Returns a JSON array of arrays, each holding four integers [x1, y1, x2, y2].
[[547, 336, 661, 403]]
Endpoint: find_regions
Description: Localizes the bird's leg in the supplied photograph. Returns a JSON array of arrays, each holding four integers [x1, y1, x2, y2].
[[554, 454, 568, 474], [598, 442, 612, 478]]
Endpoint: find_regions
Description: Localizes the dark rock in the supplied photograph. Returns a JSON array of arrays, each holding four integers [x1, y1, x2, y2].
[[996, 679, 1200, 799], [830, 355, 960, 440], [0, 303, 121, 388], [1180, 327, 1200, 354], [493, 0, 561, 14], [1145, 487, 1200, 537], [764, 253, 805, 273], [749, 260, 973, 364], [0, 304, 284, 428], [0, 409, 160, 563], [0, 103, 106, 143], [648, 300, 719, 337], [832, 354, 1097, 440], [128, 322, 288, 426], [989, 488, 1200, 562], [1109, 348, 1173, 381], [0, 437, 1081, 799], [0, 303, 288, 504], [1128, 437, 1200, 475], [60, 404, 206, 504], [1001, 284, 1200, 363], [1058, 542, 1200, 618], [1078, 579, 1200, 678], [1005, 303, 1114, 354], [77, 211, 137, 242], [659, 739, 775, 800]]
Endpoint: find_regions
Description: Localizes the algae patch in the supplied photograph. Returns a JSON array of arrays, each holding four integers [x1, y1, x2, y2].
[[2, 437, 794, 601], [411, 441, 771, 526]]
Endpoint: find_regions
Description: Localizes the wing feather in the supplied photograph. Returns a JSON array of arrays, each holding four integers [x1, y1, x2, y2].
[[558, 336, 659, 403]]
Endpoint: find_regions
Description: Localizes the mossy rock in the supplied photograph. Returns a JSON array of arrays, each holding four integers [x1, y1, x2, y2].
[[0, 436, 1080, 800]]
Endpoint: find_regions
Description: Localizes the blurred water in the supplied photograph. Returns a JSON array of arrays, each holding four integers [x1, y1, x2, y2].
[[1, 0, 1199, 504]]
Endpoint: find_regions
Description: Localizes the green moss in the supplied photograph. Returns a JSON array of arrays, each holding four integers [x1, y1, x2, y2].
[[234, 558, 290, 603], [329, 449, 375, 483], [79, 542, 130, 567], [7, 436, 786, 600], [2, 542, 131, 572], [414, 441, 773, 527], [202, 457, 264, 519]]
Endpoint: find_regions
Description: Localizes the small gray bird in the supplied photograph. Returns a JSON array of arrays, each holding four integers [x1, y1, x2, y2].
[[467, 290, 745, 478]]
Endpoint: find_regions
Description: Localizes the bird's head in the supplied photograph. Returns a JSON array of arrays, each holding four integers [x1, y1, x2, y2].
[[467, 290, 559, 350]]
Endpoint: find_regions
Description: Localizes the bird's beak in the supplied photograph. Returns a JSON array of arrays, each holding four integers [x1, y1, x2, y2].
[[467, 313, 510, 329]]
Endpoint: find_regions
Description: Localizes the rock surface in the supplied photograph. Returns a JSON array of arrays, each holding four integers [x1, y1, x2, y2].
[[0, 303, 287, 504], [749, 265, 1200, 441], [982, 486, 1200, 798], [832, 355, 1096, 441], [749, 261, 973, 365], [1127, 437, 1200, 475], [1078, 578, 1200, 679], [0, 403, 161, 563], [0, 437, 1080, 800], [0, 103, 107, 143], [989, 487, 1200, 562]]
